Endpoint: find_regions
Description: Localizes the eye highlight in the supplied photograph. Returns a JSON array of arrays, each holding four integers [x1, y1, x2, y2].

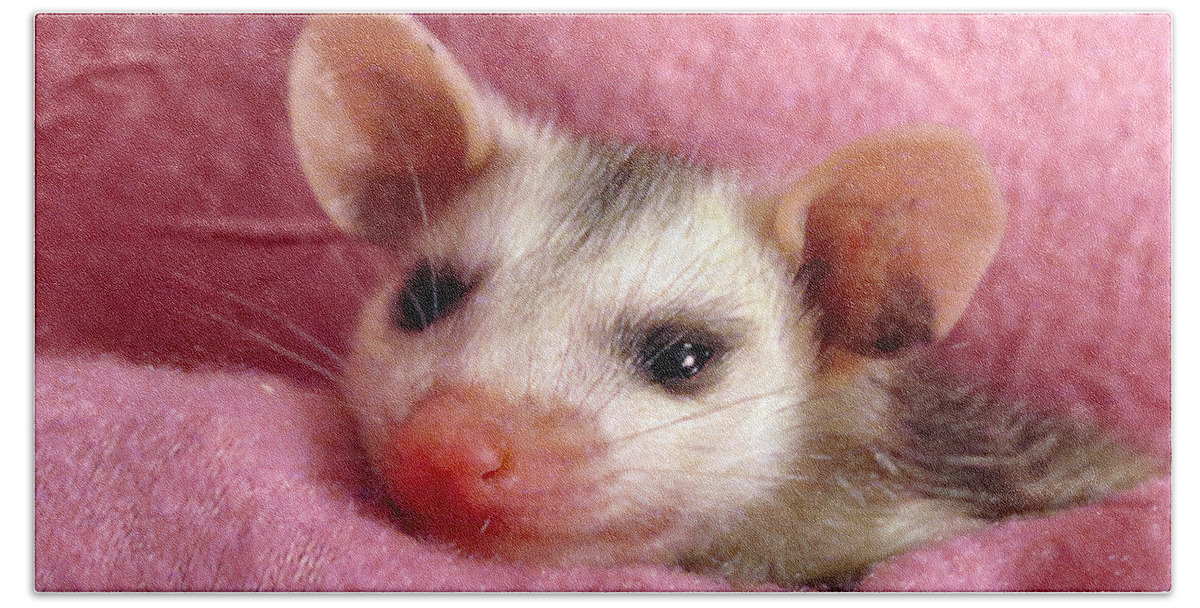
[[635, 325, 720, 393], [391, 263, 470, 332]]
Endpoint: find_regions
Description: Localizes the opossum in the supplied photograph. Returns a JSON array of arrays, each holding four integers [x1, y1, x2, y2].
[[287, 14, 1152, 589]]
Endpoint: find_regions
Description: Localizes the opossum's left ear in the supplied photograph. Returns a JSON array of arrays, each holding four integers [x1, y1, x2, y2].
[[773, 125, 1005, 357]]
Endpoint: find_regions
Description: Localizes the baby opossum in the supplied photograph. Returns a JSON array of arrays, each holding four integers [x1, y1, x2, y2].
[[287, 15, 1152, 589]]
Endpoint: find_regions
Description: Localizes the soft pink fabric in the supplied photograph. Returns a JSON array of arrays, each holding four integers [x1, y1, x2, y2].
[[35, 14, 1170, 591]]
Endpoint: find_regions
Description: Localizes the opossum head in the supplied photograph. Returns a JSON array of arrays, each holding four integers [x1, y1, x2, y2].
[[288, 15, 1007, 576]]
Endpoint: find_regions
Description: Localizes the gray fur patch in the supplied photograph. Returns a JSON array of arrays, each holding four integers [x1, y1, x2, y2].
[[882, 359, 1153, 519], [551, 141, 711, 258]]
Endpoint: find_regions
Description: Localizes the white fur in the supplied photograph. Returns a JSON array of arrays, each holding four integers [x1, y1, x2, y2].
[[343, 118, 822, 563]]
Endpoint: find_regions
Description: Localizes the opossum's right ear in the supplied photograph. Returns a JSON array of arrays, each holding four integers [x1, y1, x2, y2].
[[772, 125, 1005, 360], [288, 15, 498, 245]]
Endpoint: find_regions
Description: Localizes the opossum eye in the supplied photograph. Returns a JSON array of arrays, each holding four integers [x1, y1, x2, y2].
[[391, 263, 470, 332], [637, 326, 717, 391]]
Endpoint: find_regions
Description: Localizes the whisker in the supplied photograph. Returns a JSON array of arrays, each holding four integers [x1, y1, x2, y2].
[[406, 163, 441, 319], [611, 386, 797, 445], [170, 271, 345, 369], [588, 378, 625, 419], [622, 236, 740, 337], [639, 236, 725, 316], [604, 464, 816, 485], [189, 307, 341, 385], [767, 387, 842, 417], [408, 159, 432, 232], [404, 283, 430, 330]]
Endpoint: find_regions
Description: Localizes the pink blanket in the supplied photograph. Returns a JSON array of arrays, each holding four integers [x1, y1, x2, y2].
[[34, 14, 1170, 591]]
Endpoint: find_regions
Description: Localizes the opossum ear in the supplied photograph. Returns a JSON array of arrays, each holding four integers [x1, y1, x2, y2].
[[288, 15, 497, 245], [774, 125, 1005, 358]]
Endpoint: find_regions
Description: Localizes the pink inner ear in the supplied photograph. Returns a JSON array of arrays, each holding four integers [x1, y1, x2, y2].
[[779, 125, 1006, 355], [289, 15, 495, 243]]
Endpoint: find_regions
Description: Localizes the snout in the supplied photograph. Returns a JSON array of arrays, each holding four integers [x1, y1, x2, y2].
[[379, 385, 608, 558]]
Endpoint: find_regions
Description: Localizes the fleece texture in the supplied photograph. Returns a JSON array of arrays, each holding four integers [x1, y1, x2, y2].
[[35, 14, 1170, 591]]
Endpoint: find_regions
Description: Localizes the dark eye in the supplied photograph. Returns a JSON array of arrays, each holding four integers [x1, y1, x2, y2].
[[637, 326, 717, 390], [391, 263, 470, 332]]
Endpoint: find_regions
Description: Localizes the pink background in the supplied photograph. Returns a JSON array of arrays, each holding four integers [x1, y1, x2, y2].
[[35, 14, 1170, 591]]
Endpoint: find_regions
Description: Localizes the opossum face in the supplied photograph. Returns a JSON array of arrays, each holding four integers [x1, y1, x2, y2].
[[289, 15, 1009, 578], [343, 133, 816, 564]]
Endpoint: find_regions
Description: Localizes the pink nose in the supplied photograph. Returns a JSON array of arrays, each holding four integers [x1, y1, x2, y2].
[[379, 386, 598, 551]]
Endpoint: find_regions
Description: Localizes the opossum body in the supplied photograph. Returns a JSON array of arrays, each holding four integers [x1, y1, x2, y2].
[[288, 15, 1151, 589]]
